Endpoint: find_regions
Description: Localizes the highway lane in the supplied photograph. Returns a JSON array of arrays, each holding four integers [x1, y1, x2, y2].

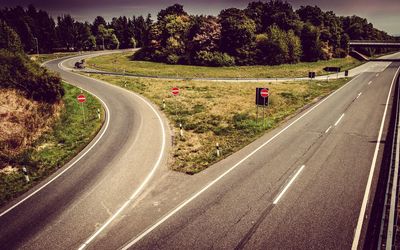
[[0, 52, 170, 249], [80, 59, 399, 249]]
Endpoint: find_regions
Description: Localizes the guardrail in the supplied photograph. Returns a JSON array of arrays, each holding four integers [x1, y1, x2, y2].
[[378, 72, 400, 248]]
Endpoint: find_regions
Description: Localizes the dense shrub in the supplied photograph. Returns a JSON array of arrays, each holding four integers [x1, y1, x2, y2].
[[0, 49, 64, 103], [193, 51, 235, 67], [131, 1, 392, 67]]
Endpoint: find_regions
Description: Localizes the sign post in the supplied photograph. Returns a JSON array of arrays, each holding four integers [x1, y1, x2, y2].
[[256, 88, 269, 128], [77, 94, 86, 124], [171, 87, 180, 122]]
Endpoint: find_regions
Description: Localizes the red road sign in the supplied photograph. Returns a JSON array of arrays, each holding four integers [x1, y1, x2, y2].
[[260, 88, 269, 98], [77, 94, 86, 103], [171, 87, 180, 96]]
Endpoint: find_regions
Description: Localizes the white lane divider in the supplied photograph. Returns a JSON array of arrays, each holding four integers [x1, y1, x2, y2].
[[120, 75, 363, 249], [325, 126, 332, 134], [273, 165, 306, 205], [352, 66, 400, 249], [376, 73, 380, 77], [334, 113, 345, 127], [356, 92, 362, 99], [368, 81, 372, 85]]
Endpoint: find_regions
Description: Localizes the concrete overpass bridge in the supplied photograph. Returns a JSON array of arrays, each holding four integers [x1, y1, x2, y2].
[[349, 40, 400, 49], [349, 40, 400, 61]]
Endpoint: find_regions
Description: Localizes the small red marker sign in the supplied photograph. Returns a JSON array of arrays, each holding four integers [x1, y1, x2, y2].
[[260, 88, 269, 98], [77, 94, 86, 103], [171, 87, 180, 96]]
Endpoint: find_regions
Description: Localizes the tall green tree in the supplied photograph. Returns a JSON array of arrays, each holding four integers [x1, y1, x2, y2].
[[0, 20, 23, 53], [219, 8, 256, 64], [300, 23, 323, 62], [56, 14, 76, 50]]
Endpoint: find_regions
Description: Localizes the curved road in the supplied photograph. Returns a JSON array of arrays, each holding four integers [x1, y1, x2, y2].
[[1, 51, 399, 249], [0, 51, 170, 249]]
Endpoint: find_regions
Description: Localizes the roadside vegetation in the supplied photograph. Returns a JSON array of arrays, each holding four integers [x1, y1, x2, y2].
[[0, 2, 395, 59], [32, 52, 79, 64], [85, 73, 349, 174], [0, 82, 103, 206], [0, 21, 103, 206], [86, 52, 360, 79], [134, 3, 394, 67]]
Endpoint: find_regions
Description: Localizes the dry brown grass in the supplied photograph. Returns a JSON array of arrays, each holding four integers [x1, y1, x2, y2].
[[85, 74, 349, 174], [0, 89, 62, 164]]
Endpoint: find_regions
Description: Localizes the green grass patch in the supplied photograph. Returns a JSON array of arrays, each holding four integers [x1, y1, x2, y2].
[[31, 52, 79, 64], [0, 82, 103, 206], [85, 73, 349, 174], [86, 52, 362, 79]]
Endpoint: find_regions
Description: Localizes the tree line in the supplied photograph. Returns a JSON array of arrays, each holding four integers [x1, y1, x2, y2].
[[0, 2, 395, 67], [0, 5, 152, 53], [0, 20, 63, 103], [135, 2, 393, 66]]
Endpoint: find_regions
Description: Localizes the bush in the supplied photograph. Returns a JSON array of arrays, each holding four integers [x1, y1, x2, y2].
[[333, 48, 347, 58], [193, 51, 235, 67], [166, 54, 180, 64], [0, 49, 64, 103]]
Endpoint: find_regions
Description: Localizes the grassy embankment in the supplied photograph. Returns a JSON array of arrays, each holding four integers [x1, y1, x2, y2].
[[85, 73, 349, 174], [86, 52, 361, 79], [31, 52, 79, 64], [0, 82, 103, 206]]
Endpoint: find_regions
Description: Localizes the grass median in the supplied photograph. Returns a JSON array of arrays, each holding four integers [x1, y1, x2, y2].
[[86, 52, 361, 79], [0, 82, 104, 206], [84, 73, 349, 174]]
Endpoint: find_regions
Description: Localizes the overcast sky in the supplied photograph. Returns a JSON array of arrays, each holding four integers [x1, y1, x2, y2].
[[0, 0, 399, 35]]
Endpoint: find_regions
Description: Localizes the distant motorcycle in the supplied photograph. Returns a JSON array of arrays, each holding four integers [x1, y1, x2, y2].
[[74, 59, 85, 69]]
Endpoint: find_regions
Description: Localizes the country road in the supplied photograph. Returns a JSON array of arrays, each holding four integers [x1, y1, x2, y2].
[[0, 51, 399, 249], [0, 51, 170, 249]]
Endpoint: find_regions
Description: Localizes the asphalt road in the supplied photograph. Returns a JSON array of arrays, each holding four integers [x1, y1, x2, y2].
[[81, 57, 400, 249], [0, 51, 170, 249], [0, 51, 399, 250]]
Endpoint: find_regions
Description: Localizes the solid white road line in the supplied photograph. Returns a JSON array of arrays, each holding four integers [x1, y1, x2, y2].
[[386, 71, 400, 249], [69, 57, 168, 250], [325, 126, 332, 134], [120, 75, 362, 249], [0, 74, 111, 218], [368, 81, 372, 85], [352, 66, 400, 250], [273, 165, 306, 204], [356, 92, 362, 99], [334, 113, 345, 126]]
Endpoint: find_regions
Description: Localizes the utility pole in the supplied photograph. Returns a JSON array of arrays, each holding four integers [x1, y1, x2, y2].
[[34, 37, 39, 56]]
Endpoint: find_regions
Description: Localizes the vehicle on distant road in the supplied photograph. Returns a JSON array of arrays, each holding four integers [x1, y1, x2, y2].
[[74, 59, 85, 69]]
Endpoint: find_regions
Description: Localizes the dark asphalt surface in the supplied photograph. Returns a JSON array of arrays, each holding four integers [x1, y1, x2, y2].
[[85, 60, 400, 249], [0, 51, 399, 250], [0, 51, 170, 249]]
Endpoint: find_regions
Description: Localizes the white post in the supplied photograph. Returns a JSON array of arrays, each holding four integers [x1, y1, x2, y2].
[[179, 123, 184, 138], [216, 143, 221, 157], [97, 108, 101, 120], [22, 167, 30, 183], [162, 99, 166, 109]]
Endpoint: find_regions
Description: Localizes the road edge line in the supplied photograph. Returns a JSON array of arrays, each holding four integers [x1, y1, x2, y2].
[[120, 74, 363, 249], [0, 64, 111, 218], [64, 58, 168, 250], [351, 66, 400, 249]]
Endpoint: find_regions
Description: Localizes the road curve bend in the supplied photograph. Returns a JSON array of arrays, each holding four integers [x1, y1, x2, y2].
[[0, 51, 170, 249]]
